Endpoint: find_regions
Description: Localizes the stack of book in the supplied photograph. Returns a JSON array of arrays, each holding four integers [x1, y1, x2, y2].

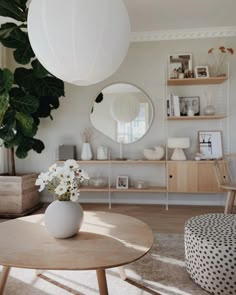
[[167, 94, 180, 117]]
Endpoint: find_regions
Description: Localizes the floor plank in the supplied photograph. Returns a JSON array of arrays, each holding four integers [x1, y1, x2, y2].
[[37, 203, 228, 234]]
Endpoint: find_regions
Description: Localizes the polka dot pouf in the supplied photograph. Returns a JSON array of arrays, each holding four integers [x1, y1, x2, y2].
[[184, 214, 236, 295]]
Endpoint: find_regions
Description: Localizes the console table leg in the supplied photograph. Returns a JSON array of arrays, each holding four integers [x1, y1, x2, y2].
[[96, 268, 108, 295], [118, 266, 127, 280], [0, 266, 11, 295]]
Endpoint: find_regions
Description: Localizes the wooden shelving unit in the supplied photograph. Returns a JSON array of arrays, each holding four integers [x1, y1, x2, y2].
[[167, 76, 227, 86], [167, 115, 225, 121]]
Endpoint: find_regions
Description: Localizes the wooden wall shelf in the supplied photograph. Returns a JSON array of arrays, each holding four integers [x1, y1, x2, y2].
[[57, 160, 166, 164], [167, 77, 227, 86], [167, 115, 225, 121], [109, 186, 166, 193]]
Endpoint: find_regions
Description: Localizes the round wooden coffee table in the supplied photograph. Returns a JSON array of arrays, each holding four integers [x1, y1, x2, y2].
[[0, 211, 153, 295]]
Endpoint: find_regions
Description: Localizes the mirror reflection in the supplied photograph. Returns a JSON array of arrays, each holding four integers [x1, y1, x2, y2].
[[90, 83, 154, 144]]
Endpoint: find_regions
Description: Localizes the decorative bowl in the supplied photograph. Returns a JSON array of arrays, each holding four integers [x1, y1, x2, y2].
[[89, 178, 107, 188], [143, 146, 165, 160], [134, 180, 148, 189]]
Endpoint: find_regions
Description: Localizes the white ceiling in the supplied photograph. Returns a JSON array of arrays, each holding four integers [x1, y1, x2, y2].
[[124, 0, 236, 32]]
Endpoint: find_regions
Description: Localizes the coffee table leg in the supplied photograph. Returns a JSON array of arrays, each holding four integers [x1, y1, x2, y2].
[[0, 266, 11, 295], [118, 266, 127, 280], [96, 269, 108, 295]]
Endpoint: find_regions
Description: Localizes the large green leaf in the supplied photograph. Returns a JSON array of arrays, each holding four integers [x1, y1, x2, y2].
[[11, 94, 39, 114], [16, 137, 44, 158], [15, 111, 34, 136], [2, 69, 14, 92], [0, 69, 14, 94], [0, 23, 17, 40], [0, 0, 27, 22], [15, 0, 28, 11], [1, 27, 34, 64], [0, 92, 9, 125], [35, 77, 65, 98], [14, 68, 36, 92], [31, 59, 49, 78], [33, 97, 52, 118]]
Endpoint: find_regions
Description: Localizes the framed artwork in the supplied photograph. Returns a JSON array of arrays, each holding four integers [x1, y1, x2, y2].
[[116, 176, 129, 189], [198, 131, 223, 159], [179, 96, 200, 116], [168, 54, 192, 79], [195, 66, 209, 78]]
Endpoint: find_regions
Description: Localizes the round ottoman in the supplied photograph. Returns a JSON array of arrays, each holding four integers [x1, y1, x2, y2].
[[184, 214, 236, 295]]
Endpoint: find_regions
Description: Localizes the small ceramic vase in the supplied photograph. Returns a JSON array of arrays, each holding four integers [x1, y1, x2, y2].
[[81, 143, 93, 160]]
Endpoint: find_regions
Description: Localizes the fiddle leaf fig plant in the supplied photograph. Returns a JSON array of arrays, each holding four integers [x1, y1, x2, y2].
[[0, 0, 65, 175]]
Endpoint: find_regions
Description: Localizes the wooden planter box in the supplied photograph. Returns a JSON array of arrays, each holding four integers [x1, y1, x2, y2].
[[0, 174, 41, 218]]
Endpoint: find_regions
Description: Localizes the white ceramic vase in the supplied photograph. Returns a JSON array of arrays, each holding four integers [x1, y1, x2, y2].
[[81, 143, 93, 160], [44, 200, 84, 239]]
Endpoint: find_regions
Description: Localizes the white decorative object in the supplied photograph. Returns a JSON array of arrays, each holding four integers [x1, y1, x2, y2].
[[97, 146, 108, 160], [89, 178, 107, 188], [35, 159, 88, 238], [134, 180, 147, 189], [143, 146, 165, 160], [111, 95, 139, 123], [27, 0, 130, 86], [168, 137, 190, 160], [44, 200, 84, 239], [81, 143, 93, 160]]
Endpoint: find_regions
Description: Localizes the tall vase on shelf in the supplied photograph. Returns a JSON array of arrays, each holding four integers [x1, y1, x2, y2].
[[35, 159, 89, 239], [81, 142, 93, 160], [80, 128, 93, 160]]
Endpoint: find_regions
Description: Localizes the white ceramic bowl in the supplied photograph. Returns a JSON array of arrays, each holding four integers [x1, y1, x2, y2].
[[143, 146, 164, 160], [89, 178, 107, 187]]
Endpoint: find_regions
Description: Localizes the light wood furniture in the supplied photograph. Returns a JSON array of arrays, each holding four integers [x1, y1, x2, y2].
[[168, 160, 226, 193], [167, 115, 225, 120], [214, 155, 236, 213], [0, 174, 41, 218], [0, 211, 153, 295], [167, 76, 227, 86]]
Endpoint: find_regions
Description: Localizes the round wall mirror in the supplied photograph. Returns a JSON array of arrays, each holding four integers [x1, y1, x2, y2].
[[90, 83, 154, 144]]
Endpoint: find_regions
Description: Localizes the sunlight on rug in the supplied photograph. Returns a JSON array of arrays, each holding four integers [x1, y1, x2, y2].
[[0, 233, 208, 295]]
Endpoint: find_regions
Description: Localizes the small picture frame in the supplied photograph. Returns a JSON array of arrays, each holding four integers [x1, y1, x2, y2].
[[116, 176, 129, 189], [168, 54, 192, 79], [179, 96, 200, 116], [198, 131, 223, 160], [194, 66, 209, 78]]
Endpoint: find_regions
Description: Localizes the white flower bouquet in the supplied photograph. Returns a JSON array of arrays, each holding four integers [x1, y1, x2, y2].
[[35, 159, 89, 202]]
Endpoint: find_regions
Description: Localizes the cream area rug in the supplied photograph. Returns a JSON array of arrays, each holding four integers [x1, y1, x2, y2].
[[0, 233, 208, 295]]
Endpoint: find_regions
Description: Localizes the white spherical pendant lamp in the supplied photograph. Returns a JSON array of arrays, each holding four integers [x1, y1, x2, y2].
[[27, 0, 130, 86], [111, 96, 140, 123]]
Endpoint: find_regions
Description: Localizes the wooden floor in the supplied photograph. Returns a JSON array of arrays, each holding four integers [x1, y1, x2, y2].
[[38, 203, 229, 234]]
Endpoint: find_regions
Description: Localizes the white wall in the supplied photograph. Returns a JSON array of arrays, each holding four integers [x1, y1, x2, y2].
[[12, 37, 236, 205]]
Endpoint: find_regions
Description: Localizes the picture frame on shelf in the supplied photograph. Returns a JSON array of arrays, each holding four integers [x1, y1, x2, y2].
[[168, 54, 192, 79], [194, 66, 209, 78], [179, 96, 200, 116], [116, 176, 129, 189], [198, 131, 223, 160]]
